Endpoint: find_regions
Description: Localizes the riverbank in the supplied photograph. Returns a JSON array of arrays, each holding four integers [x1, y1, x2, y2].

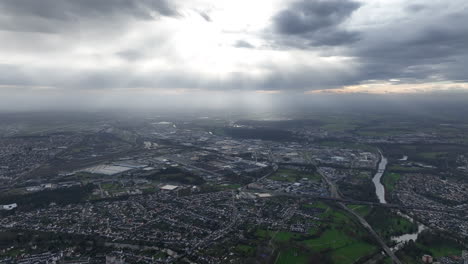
[[371, 151, 426, 249]]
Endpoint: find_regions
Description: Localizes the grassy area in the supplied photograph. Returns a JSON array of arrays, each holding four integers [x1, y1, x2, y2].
[[234, 244, 256, 257], [418, 244, 462, 258], [218, 184, 242, 189], [255, 230, 304, 242], [418, 152, 447, 160], [331, 242, 377, 264], [348, 205, 372, 217], [416, 231, 465, 258], [321, 123, 358, 132], [356, 129, 409, 137], [387, 165, 426, 173], [257, 203, 378, 264], [101, 183, 126, 194], [273, 229, 376, 264], [274, 231, 303, 242], [158, 173, 204, 185], [147, 168, 205, 185], [393, 232, 465, 263], [76, 172, 102, 183], [275, 248, 310, 264], [365, 208, 417, 241], [315, 140, 377, 152], [0, 188, 27, 197], [269, 168, 321, 183], [303, 221, 377, 264], [0, 248, 23, 258], [382, 172, 402, 193], [304, 228, 356, 250], [303, 201, 329, 210]]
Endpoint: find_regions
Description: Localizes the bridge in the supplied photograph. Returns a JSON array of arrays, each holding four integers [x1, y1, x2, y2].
[[251, 190, 464, 214]]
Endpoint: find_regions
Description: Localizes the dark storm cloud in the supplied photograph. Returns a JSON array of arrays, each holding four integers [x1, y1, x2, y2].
[[268, 0, 468, 86], [234, 40, 255, 49], [0, 64, 33, 86], [272, 0, 361, 47], [352, 8, 468, 83], [116, 50, 146, 62], [198, 11, 212, 22], [0, 0, 177, 19], [359, 20, 468, 61], [274, 0, 361, 35], [0, 0, 178, 32], [405, 4, 427, 13], [0, 61, 358, 93], [1, 0, 468, 101], [309, 29, 360, 46]]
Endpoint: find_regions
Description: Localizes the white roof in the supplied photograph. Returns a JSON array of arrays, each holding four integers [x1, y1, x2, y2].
[[161, 185, 178, 190], [81, 165, 131, 175], [2, 203, 17, 210]]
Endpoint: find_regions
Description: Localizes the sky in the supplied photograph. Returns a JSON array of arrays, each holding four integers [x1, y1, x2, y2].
[[0, 0, 467, 111]]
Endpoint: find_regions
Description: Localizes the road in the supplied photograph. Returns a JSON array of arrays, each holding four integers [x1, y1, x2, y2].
[[339, 203, 402, 264], [176, 166, 278, 262], [249, 190, 462, 214], [319, 170, 403, 264], [174, 191, 239, 262]]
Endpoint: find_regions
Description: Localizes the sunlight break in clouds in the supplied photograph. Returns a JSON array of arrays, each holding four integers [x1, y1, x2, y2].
[[0, 0, 468, 110]]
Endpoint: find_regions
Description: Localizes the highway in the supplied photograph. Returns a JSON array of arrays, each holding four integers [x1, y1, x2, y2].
[[339, 202, 402, 264], [174, 191, 239, 262], [320, 169, 403, 264], [251, 190, 463, 214]]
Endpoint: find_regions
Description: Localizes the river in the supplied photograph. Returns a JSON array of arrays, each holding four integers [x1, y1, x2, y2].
[[372, 152, 426, 250], [372, 154, 388, 204]]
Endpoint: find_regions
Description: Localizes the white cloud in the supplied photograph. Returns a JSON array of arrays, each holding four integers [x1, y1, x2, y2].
[[0, 0, 467, 109]]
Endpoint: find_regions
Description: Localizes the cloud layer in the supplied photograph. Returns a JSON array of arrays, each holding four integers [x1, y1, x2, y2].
[[0, 0, 467, 108], [273, 0, 361, 46]]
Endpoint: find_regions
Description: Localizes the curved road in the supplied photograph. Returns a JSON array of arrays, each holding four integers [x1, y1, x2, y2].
[[320, 161, 403, 264]]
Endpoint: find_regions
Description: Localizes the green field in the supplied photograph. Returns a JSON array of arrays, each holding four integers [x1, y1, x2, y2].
[[234, 244, 256, 257], [255, 230, 305, 241], [269, 168, 321, 182], [275, 248, 310, 264], [382, 172, 402, 193], [99, 183, 128, 195], [416, 231, 465, 258], [355, 129, 410, 137], [147, 168, 205, 185], [418, 152, 448, 160], [418, 244, 462, 257], [331, 242, 378, 264], [304, 228, 356, 250], [272, 228, 376, 264], [257, 203, 378, 264], [219, 184, 242, 189], [315, 140, 377, 152], [387, 165, 425, 173], [365, 208, 417, 241], [391, 231, 466, 263], [321, 122, 358, 132], [348, 205, 372, 217]]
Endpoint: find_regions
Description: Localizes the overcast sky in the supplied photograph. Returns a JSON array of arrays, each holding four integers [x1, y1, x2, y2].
[[0, 0, 467, 110]]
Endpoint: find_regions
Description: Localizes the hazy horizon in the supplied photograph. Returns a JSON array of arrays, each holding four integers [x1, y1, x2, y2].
[[1, 0, 468, 112]]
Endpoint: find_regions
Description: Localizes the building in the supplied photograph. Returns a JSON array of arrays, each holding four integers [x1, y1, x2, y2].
[[1, 203, 17, 210], [106, 255, 125, 264], [422, 254, 433, 263], [160, 184, 178, 191]]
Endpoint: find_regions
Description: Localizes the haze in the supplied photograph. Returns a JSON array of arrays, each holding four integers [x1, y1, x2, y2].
[[1, 0, 468, 111]]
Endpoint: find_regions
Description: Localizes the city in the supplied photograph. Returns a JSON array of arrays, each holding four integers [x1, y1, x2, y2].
[[0, 112, 467, 263], [1, 0, 468, 263]]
